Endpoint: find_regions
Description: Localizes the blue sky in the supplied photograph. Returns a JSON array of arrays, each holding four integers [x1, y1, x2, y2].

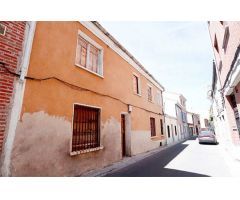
[[101, 22, 214, 118]]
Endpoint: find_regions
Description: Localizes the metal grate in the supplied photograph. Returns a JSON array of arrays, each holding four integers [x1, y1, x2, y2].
[[72, 104, 100, 152]]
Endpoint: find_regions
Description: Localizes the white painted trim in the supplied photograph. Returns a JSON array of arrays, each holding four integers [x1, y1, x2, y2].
[[70, 103, 102, 155], [132, 72, 142, 96], [78, 30, 103, 50], [80, 22, 164, 91], [224, 53, 240, 95], [147, 84, 153, 103], [1, 21, 36, 176], [75, 63, 104, 78], [75, 30, 104, 77]]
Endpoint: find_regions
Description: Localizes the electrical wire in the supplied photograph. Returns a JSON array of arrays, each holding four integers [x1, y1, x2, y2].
[[0, 61, 163, 116]]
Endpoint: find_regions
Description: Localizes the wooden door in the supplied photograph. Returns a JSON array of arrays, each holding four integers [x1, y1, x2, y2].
[[150, 117, 156, 137], [121, 114, 126, 157]]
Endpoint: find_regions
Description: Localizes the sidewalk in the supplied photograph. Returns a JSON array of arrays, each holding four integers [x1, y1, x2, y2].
[[80, 137, 189, 177], [220, 143, 240, 177]]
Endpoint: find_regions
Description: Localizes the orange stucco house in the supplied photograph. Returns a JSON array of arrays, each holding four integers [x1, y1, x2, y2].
[[1, 22, 165, 176]]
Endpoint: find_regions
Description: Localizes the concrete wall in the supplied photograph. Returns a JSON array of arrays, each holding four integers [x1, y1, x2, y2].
[[9, 22, 165, 176]]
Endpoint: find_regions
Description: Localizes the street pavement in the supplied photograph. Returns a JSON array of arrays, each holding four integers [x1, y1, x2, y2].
[[105, 137, 232, 177]]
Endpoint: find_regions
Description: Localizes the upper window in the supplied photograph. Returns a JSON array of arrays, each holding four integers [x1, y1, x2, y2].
[[218, 60, 222, 73], [75, 31, 103, 76], [147, 85, 153, 102], [214, 35, 219, 53], [133, 74, 141, 95], [156, 91, 162, 105], [72, 104, 100, 153], [222, 26, 230, 52]]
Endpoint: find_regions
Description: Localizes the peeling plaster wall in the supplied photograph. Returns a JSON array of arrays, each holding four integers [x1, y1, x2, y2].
[[11, 111, 121, 176], [130, 106, 165, 155], [131, 131, 162, 155], [8, 22, 166, 176]]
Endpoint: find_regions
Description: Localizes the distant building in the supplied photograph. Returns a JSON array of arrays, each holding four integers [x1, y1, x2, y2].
[[163, 91, 190, 144]]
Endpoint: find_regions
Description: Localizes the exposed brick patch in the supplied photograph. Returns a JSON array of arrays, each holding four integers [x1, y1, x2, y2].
[[0, 21, 26, 153]]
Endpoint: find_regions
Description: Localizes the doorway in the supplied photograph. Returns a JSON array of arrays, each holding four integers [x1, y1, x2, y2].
[[121, 114, 126, 157]]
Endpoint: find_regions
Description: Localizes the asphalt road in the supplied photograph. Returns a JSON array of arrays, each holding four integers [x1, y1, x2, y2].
[[105, 137, 231, 177]]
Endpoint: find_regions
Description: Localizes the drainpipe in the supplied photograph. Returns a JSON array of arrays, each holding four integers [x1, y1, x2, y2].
[[1, 21, 36, 176]]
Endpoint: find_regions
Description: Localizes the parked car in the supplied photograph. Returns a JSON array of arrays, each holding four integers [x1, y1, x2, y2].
[[198, 130, 218, 144]]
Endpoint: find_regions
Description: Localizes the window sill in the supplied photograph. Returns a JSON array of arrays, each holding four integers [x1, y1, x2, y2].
[[75, 64, 104, 79], [134, 93, 142, 97], [70, 146, 104, 156], [151, 136, 161, 141]]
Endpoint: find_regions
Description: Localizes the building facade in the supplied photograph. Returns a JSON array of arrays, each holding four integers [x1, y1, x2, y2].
[[209, 21, 240, 158], [163, 93, 180, 144], [163, 91, 190, 144], [187, 112, 201, 136], [0, 22, 166, 176]]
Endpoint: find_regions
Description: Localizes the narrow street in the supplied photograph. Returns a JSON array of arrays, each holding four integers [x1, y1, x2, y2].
[[105, 137, 231, 177]]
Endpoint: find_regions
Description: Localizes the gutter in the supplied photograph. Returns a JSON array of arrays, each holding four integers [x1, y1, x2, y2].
[[1, 21, 36, 176]]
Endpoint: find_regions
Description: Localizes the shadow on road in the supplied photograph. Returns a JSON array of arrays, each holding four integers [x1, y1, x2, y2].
[[105, 137, 209, 177]]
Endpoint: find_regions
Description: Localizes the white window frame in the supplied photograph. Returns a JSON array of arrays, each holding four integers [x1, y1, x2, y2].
[[156, 90, 162, 105], [75, 30, 104, 78], [133, 72, 141, 96], [147, 84, 153, 103], [70, 103, 104, 156]]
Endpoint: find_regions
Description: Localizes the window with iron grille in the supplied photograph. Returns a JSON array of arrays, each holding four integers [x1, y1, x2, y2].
[[133, 74, 140, 95], [160, 119, 164, 135], [72, 104, 100, 152], [75, 31, 103, 76], [150, 117, 156, 137], [147, 85, 153, 102]]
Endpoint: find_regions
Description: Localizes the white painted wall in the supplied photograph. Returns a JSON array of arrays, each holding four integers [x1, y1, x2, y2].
[[165, 116, 179, 145]]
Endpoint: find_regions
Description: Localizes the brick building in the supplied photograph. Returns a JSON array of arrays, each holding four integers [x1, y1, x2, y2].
[[209, 21, 240, 158], [0, 21, 36, 176], [0, 22, 26, 152]]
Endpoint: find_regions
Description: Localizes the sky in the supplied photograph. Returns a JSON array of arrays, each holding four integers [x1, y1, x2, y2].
[[101, 22, 214, 119]]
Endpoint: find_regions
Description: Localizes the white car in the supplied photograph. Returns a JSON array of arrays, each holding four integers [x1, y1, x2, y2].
[[198, 130, 218, 144]]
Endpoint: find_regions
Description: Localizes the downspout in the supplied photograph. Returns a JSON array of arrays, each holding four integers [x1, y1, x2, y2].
[[1, 21, 36, 176]]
